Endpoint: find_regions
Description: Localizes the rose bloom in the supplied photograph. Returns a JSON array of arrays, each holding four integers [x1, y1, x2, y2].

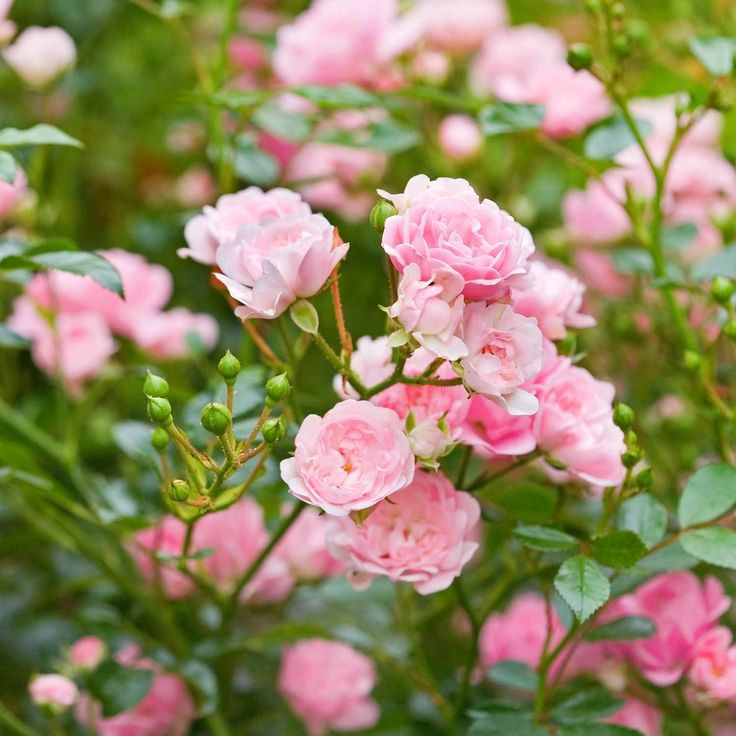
[[333, 335, 394, 399], [3, 26, 76, 87], [574, 249, 631, 299], [69, 636, 105, 671], [459, 302, 544, 415], [689, 627, 736, 701], [531, 352, 625, 487], [327, 469, 480, 594], [438, 114, 484, 160], [605, 698, 663, 736], [174, 166, 216, 208], [216, 212, 348, 320], [279, 639, 379, 736], [76, 646, 196, 736], [460, 394, 536, 459], [388, 264, 468, 360], [410, 50, 450, 85], [131, 307, 218, 360], [512, 260, 595, 341], [29, 674, 78, 710], [280, 399, 415, 516], [380, 175, 534, 302], [273, 0, 400, 87], [178, 186, 311, 265], [0, 167, 26, 219], [0, 0, 15, 43], [607, 572, 731, 687]]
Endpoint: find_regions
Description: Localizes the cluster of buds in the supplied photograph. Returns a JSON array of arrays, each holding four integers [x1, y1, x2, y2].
[[614, 402, 651, 491]]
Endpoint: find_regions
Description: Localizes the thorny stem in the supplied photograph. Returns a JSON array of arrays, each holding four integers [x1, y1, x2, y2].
[[331, 268, 353, 356]]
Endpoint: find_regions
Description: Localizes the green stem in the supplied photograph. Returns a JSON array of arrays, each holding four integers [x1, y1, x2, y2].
[[451, 578, 481, 726], [0, 701, 43, 736]]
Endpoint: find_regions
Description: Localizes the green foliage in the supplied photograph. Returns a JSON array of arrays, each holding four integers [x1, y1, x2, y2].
[[678, 463, 736, 527], [478, 102, 545, 136], [554, 556, 611, 623], [583, 115, 652, 160], [591, 531, 647, 569]]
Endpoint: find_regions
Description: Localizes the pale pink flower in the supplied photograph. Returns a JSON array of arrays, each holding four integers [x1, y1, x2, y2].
[[3, 26, 76, 87], [605, 698, 663, 736], [608, 572, 731, 687], [460, 394, 536, 458], [29, 674, 78, 710], [280, 399, 415, 516], [69, 636, 105, 671], [131, 307, 218, 359], [333, 335, 394, 399], [228, 36, 266, 72], [273, 0, 400, 87], [573, 249, 631, 298], [689, 627, 736, 701], [279, 639, 379, 736], [458, 302, 543, 415], [327, 469, 480, 594], [388, 263, 468, 360], [381, 175, 534, 302], [0, 167, 26, 218], [410, 50, 450, 84], [438, 114, 484, 160], [174, 166, 216, 208], [0, 0, 15, 43], [511, 260, 595, 341], [216, 212, 348, 320]]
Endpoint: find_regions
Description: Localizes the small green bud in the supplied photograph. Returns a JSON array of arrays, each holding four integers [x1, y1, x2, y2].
[[585, 0, 601, 11], [218, 350, 241, 385], [683, 350, 702, 372], [369, 199, 397, 231], [711, 276, 736, 304], [169, 479, 191, 502], [613, 402, 635, 430], [289, 299, 319, 335], [262, 415, 287, 445], [622, 448, 641, 468], [636, 466, 653, 489], [724, 320, 736, 339], [151, 427, 170, 451], [612, 34, 631, 56], [611, 2, 625, 19], [144, 371, 169, 398], [148, 396, 173, 425], [201, 403, 231, 435], [567, 43, 594, 71], [265, 372, 291, 405]]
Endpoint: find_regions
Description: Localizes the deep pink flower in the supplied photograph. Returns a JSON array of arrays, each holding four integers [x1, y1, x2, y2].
[[3, 26, 76, 88], [29, 674, 78, 710], [690, 627, 736, 701], [279, 639, 379, 736], [460, 394, 536, 459], [605, 698, 663, 736], [280, 399, 415, 516]]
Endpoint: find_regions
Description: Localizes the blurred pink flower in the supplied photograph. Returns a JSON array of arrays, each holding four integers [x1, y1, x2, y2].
[[279, 639, 379, 736], [438, 114, 484, 160], [131, 307, 218, 359], [605, 697, 663, 736], [69, 636, 105, 671], [174, 166, 216, 208], [29, 674, 78, 710], [690, 627, 736, 701], [3, 26, 76, 87], [0, 166, 26, 218]]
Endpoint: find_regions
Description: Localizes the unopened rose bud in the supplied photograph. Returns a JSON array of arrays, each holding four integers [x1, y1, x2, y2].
[[613, 402, 635, 430], [169, 479, 191, 502], [622, 448, 641, 468], [369, 200, 397, 231], [28, 674, 78, 712], [151, 427, 170, 451], [218, 350, 241, 385], [289, 299, 319, 334], [711, 276, 736, 304], [201, 403, 231, 435], [144, 371, 169, 398], [612, 34, 631, 56], [148, 397, 172, 425], [636, 466, 652, 489], [266, 372, 291, 405], [262, 415, 287, 444], [567, 43, 594, 71]]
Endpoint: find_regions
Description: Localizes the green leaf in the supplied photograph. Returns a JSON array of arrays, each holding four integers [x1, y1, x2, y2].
[[616, 494, 667, 547], [584, 615, 656, 642], [662, 222, 698, 251], [638, 540, 697, 571], [691, 244, 736, 281], [86, 659, 154, 717], [0, 324, 30, 348], [583, 115, 652, 160], [591, 531, 647, 569], [469, 714, 548, 736], [689, 36, 736, 76], [486, 660, 539, 692], [551, 687, 622, 725], [252, 105, 313, 142], [554, 555, 610, 623], [317, 118, 419, 153], [292, 84, 380, 109], [478, 102, 545, 136], [208, 89, 269, 110], [488, 482, 558, 523], [177, 660, 218, 717], [0, 124, 83, 149], [233, 137, 279, 187], [514, 524, 577, 552], [611, 248, 653, 275], [557, 726, 644, 736], [681, 527, 736, 569], [0, 151, 16, 183], [290, 299, 319, 334], [678, 463, 736, 527]]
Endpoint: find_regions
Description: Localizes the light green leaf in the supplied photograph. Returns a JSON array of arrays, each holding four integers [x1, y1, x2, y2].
[[234, 136, 279, 186], [0, 324, 30, 348], [292, 84, 380, 109], [583, 115, 652, 160], [678, 463, 736, 527], [317, 118, 419, 153], [689, 36, 736, 76], [514, 524, 578, 552], [691, 244, 736, 281], [0, 124, 83, 149], [591, 531, 647, 569], [616, 494, 667, 547], [290, 299, 319, 334], [478, 102, 545, 137], [252, 105, 313, 142], [681, 527, 736, 569], [554, 555, 610, 623], [486, 660, 539, 692], [584, 615, 656, 642], [0, 151, 16, 183]]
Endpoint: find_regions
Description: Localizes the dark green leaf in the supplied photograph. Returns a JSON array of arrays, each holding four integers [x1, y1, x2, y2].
[[616, 494, 667, 547], [514, 524, 577, 552], [252, 105, 313, 142], [292, 84, 380, 109], [557, 726, 644, 736], [554, 556, 610, 623], [591, 531, 647, 569], [689, 36, 736, 76], [0, 124, 83, 149], [0, 151, 16, 183], [584, 616, 655, 642], [469, 713, 548, 736], [583, 116, 652, 160], [486, 660, 539, 692], [177, 660, 218, 717], [488, 482, 558, 523], [551, 687, 622, 725], [681, 527, 736, 569], [0, 324, 30, 348], [478, 102, 545, 136], [691, 244, 736, 281], [678, 463, 736, 527], [86, 659, 154, 717]]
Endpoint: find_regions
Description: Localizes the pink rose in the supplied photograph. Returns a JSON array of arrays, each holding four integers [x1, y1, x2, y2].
[[459, 302, 544, 415], [573, 249, 631, 298], [131, 307, 218, 359], [333, 335, 394, 399], [178, 186, 311, 265], [460, 394, 536, 459], [327, 469, 480, 594], [690, 627, 736, 701], [380, 175, 534, 302], [531, 353, 625, 487], [273, 0, 399, 87], [608, 572, 731, 687], [410, 50, 450, 84], [388, 264, 468, 360], [216, 212, 348, 320], [511, 260, 595, 341], [69, 636, 105, 671], [0, 167, 26, 219], [77, 646, 196, 736], [0, 0, 15, 43], [174, 166, 216, 208], [280, 399, 415, 516], [278, 639, 379, 736], [605, 698, 663, 736], [29, 674, 78, 710], [438, 114, 484, 160], [3, 26, 76, 87]]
